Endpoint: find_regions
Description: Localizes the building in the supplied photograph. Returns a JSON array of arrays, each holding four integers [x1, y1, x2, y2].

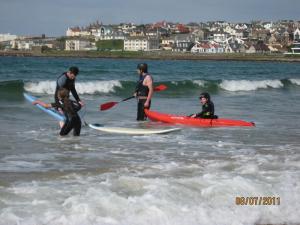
[[94, 26, 126, 41], [213, 33, 229, 43], [65, 39, 93, 51], [161, 38, 174, 50], [124, 37, 159, 51], [66, 27, 91, 37], [191, 41, 224, 53], [0, 33, 17, 42], [290, 43, 300, 54], [294, 28, 300, 42], [11, 37, 55, 50]]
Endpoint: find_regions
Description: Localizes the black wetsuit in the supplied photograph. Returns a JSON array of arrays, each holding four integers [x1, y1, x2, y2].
[[51, 100, 82, 136], [55, 72, 80, 106], [195, 101, 218, 119], [135, 74, 151, 121]]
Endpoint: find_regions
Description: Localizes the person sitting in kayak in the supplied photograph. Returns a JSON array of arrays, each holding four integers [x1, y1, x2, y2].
[[190, 92, 218, 119], [32, 88, 82, 136]]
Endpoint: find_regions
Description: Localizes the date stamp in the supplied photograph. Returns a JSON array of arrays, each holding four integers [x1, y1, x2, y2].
[[236, 196, 280, 205]]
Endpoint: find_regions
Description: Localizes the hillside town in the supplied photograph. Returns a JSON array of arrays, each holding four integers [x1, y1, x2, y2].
[[1, 20, 300, 54]]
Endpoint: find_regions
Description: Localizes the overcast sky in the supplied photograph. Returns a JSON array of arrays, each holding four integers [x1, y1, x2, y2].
[[0, 0, 299, 36]]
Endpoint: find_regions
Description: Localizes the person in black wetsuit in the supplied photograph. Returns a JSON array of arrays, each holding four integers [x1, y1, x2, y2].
[[134, 63, 153, 121], [33, 88, 82, 136], [190, 92, 218, 119], [55, 66, 84, 108]]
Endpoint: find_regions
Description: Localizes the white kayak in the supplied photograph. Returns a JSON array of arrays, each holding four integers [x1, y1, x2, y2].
[[89, 123, 181, 135]]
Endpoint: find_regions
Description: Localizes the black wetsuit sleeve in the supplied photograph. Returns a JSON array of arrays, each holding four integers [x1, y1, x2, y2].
[[70, 83, 80, 102], [51, 102, 60, 108]]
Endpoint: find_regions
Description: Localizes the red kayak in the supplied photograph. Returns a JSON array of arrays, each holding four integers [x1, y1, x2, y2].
[[145, 109, 255, 127]]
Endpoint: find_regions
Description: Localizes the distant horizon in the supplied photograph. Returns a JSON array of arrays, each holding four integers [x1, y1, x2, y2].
[[1, 0, 299, 36]]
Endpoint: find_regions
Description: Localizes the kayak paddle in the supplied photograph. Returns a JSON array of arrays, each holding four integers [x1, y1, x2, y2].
[[100, 84, 167, 111]]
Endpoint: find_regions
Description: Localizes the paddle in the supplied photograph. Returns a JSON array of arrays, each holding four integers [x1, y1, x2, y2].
[[100, 84, 167, 111]]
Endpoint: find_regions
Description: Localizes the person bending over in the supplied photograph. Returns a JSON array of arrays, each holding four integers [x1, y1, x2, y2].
[[55, 66, 84, 107], [33, 88, 82, 136]]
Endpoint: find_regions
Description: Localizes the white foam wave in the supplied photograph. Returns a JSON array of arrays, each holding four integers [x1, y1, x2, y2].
[[220, 79, 283, 91], [171, 80, 205, 87], [24, 80, 122, 94], [290, 78, 300, 85], [0, 170, 299, 225], [193, 80, 205, 86]]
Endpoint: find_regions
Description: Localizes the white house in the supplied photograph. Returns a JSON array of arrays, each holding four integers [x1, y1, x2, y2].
[[11, 37, 55, 50], [66, 27, 90, 37], [224, 26, 236, 35], [161, 38, 174, 50], [263, 22, 273, 30], [294, 28, 300, 42], [213, 33, 229, 43], [11, 40, 33, 50], [124, 37, 159, 51], [191, 41, 224, 53], [65, 39, 92, 51], [235, 24, 248, 30], [226, 36, 244, 45], [0, 33, 17, 42], [118, 23, 137, 34], [94, 26, 125, 41]]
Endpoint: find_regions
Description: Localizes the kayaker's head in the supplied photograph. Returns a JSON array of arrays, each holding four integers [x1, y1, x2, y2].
[[137, 63, 148, 75], [67, 66, 79, 80], [199, 92, 210, 104], [57, 88, 70, 100]]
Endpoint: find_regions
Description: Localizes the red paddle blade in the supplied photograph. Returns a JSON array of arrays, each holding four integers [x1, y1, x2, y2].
[[154, 84, 167, 91], [100, 102, 118, 111]]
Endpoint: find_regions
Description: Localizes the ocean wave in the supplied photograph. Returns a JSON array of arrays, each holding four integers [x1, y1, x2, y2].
[[290, 78, 300, 86], [0, 80, 24, 101], [192, 80, 206, 87], [220, 79, 284, 91], [24, 80, 122, 94], [1, 78, 299, 99]]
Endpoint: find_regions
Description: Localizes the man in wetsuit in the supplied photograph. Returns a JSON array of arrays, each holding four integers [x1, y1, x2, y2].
[[54, 66, 84, 107], [134, 63, 153, 121], [190, 92, 218, 119]]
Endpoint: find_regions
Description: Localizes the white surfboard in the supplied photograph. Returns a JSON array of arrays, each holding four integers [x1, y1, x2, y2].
[[89, 123, 181, 135]]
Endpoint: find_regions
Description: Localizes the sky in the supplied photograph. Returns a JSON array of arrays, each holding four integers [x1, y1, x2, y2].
[[0, 0, 299, 36]]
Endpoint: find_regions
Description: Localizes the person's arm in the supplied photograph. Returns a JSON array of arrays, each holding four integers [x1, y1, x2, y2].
[[32, 100, 52, 108], [189, 112, 202, 118], [70, 82, 84, 106], [70, 83, 80, 102], [144, 76, 153, 108]]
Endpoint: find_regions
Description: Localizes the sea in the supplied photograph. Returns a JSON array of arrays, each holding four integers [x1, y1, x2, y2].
[[0, 56, 299, 225]]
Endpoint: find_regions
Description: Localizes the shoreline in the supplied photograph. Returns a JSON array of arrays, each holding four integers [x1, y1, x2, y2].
[[1, 50, 300, 62]]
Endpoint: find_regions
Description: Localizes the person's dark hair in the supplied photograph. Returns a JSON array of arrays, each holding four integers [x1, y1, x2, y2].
[[58, 88, 69, 99], [137, 63, 148, 73], [69, 66, 79, 76], [58, 88, 73, 113], [199, 92, 211, 101]]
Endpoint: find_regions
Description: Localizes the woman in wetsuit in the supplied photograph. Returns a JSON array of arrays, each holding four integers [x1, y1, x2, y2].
[[134, 63, 154, 121], [33, 88, 82, 136]]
